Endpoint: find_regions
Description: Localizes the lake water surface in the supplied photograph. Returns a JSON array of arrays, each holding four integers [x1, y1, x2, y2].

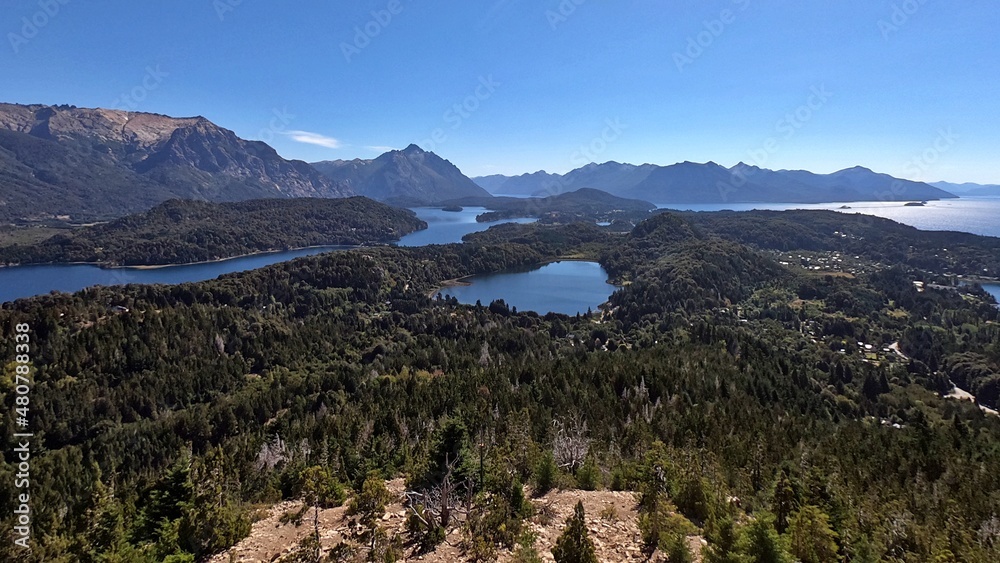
[[396, 207, 535, 247], [658, 197, 1000, 239], [436, 261, 616, 315], [0, 207, 534, 304], [2, 201, 996, 310], [984, 284, 1000, 303], [0, 247, 345, 304]]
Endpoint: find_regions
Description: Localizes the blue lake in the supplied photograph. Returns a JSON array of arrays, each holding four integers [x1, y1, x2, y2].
[[436, 261, 616, 316], [396, 207, 535, 247], [657, 197, 1000, 239], [0, 247, 344, 304], [984, 284, 1000, 303], [1, 200, 996, 311], [0, 207, 534, 304]]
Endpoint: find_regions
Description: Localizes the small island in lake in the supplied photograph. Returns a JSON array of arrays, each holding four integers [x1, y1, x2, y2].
[[441, 205, 464, 212], [905, 201, 927, 207]]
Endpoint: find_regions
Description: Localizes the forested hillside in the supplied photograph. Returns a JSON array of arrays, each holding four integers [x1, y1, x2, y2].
[[446, 187, 656, 225], [0, 198, 426, 266], [1, 212, 999, 562], [682, 209, 1000, 277]]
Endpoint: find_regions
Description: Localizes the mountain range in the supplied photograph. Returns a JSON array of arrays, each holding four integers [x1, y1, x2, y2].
[[932, 181, 1000, 198], [0, 103, 351, 221], [0, 102, 974, 224], [477, 161, 958, 204], [310, 145, 492, 206]]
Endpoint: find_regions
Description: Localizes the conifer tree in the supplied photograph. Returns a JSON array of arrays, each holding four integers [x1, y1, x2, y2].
[[552, 501, 598, 563], [736, 514, 791, 563], [534, 452, 558, 497], [786, 505, 839, 563]]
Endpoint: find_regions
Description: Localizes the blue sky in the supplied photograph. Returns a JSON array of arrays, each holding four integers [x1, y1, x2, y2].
[[2, 0, 998, 183]]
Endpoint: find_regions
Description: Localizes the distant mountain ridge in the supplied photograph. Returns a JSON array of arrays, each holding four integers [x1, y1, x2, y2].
[[476, 161, 958, 204], [932, 181, 1000, 197], [0, 102, 967, 220], [311, 144, 492, 205], [0, 103, 352, 221]]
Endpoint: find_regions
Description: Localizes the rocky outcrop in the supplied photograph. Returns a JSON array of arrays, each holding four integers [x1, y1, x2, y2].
[[0, 103, 351, 221]]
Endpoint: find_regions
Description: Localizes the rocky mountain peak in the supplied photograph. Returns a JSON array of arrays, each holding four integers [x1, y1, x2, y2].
[[0, 102, 352, 221]]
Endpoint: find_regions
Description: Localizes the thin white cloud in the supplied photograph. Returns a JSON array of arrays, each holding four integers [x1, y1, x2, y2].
[[283, 130, 343, 149], [366, 145, 397, 152]]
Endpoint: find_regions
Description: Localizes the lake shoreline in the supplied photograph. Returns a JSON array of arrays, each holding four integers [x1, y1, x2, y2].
[[118, 245, 357, 270], [961, 276, 1000, 285], [656, 196, 1000, 239], [0, 206, 504, 303], [427, 278, 473, 298], [0, 244, 367, 271], [427, 256, 606, 299], [430, 258, 619, 315]]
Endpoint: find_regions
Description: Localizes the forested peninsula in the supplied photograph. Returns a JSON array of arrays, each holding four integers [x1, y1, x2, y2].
[[0, 197, 426, 267]]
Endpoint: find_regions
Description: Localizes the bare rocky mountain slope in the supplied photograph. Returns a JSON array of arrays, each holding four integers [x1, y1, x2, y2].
[[0, 103, 351, 221]]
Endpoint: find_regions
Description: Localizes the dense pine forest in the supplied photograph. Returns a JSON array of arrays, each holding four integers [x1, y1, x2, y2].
[[2, 210, 1000, 562], [0, 198, 426, 266]]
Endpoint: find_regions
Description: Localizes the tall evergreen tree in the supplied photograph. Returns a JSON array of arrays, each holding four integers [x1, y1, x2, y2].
[[737, 514, 791, 563], [786, 505, 839, 563]]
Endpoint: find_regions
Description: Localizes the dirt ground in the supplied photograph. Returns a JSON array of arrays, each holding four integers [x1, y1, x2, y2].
[[209, 480, 704, 562]]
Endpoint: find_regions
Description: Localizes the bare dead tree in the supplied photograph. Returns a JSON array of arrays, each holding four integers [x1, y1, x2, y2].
[[357, 418, 375, 448], [553, 416, 590, 471], [312, 500, 320, 563], [213, 333, 226, 356], [478, 341, 491, 367], [404, 455, 473, 533], [475, 426, 496, 487], [979, 514, 1000, 548], [254, 433, 288, 472]]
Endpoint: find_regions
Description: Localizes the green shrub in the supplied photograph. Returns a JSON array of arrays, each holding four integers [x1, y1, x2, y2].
[[534, 452, 558, 496], [663, 532, 693, 563], [576, 457, 601, 491], [552, 502, 598, 563]]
